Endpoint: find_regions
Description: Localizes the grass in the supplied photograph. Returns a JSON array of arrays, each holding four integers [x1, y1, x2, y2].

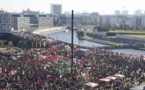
[[0, 48, 7, 52], [140, 48, 145, 50], [108, 30, 145, 34], [80, 35, 127, 46], [127, 35, 145, 39], [0, 47, 18, 53]]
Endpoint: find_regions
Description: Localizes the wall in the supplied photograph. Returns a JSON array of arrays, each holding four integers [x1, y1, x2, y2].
[[116, 34, 145, 42]]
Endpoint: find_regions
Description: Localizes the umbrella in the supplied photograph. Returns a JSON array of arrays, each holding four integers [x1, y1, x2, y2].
[[99, 78, 111, 82], [85, 82, 98, 88], [113, 74, 125, 78], [106, 76, 118, 80]]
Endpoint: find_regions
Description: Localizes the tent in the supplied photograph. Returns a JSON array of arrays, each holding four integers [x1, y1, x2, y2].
[[84, 82, 98, 90], [99, 78, 111, 83], [106, 76, 118, 80], [113, 74, 125, 78]]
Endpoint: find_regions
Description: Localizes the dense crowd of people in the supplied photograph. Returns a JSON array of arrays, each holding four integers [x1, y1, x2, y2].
[[0, 36, 145, 90]]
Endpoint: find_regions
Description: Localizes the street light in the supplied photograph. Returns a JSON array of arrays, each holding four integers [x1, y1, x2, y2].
[[71, 10, 74, 78]]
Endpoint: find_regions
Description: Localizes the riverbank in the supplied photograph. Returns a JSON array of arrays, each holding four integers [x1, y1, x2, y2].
[[32, 27, 65, 35], [79, 35, 127, 46]]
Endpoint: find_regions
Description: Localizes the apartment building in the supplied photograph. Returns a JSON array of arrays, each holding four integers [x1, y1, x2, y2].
[[11, 14, 30, 31], [0, 11, 11, 32], [38, 15, 53, 29], [24, 15, 53, 29]]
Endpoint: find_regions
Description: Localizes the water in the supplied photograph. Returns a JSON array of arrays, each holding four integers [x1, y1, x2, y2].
[[48, 30, 108, 47], [109, 49, 145, 56], [47, 30, 145, 56]]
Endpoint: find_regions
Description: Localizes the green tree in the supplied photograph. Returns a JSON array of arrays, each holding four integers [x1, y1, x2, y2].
[[0, 40, 4, 47], [108, 24, 113, 30], [77, 31, 84, 37]]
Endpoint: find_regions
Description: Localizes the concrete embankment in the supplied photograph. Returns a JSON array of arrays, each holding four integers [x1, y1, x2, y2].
[[32, 27, 65, 35]]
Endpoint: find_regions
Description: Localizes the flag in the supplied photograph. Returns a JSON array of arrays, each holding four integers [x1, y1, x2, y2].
[[32, 42, 33, 48], [43, 42, 46, 47], [39, 42, 41, 48]]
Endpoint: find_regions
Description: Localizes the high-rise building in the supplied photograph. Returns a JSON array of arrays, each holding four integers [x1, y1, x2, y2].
[[134, 9, 142, 15], [50, 4, 62, 15], [0, 10, 11, 32], [115, 10, 121, 15], [122, 10, 128, 15]]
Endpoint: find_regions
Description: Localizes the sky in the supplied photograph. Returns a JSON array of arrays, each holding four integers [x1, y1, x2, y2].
[[0, 0, 145, 14]]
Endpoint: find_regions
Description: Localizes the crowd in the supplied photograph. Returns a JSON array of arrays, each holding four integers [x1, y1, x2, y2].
[[0, 36, 145, 90]]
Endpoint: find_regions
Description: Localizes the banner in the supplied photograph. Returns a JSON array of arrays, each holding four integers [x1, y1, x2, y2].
[[36, 42, 37, 48], [39, 42, 42, 48]]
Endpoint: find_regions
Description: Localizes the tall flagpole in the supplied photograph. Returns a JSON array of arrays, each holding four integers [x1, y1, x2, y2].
[[71, 10, 74, 77]]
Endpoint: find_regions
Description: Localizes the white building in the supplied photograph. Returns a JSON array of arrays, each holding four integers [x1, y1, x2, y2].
[[122, 10, 128, 15], [124, 16, 134, 26], [117, 16, 134, 26], [108, 15, 119, 25], [134, 9, 142, 15], [38, 15, 53, 29], [11, 14, 30, 31], [91, 12, 99, 24], [141, 16, 145, 26], [133, 16, 142, 26], [115, 10, 121, 15], [0, 11, 11, 32]]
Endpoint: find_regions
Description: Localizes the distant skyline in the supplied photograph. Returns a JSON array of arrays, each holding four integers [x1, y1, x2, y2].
[[0, 0, 145, 14]]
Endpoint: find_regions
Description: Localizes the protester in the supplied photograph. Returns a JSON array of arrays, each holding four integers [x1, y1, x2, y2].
[[0, 34, 145, 90]]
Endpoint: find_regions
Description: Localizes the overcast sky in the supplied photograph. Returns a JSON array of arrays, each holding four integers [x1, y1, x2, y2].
[[0, 0, 145, 14]]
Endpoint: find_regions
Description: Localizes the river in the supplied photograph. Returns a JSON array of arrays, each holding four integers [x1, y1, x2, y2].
[[47, 30, 108, 47], [47, 30, 145, 56], [108, 49, 145, 56]]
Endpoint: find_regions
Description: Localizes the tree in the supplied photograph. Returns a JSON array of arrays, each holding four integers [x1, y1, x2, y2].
[[96, 24, 110, 32], [77, 31, 84, 37], [8, 41, 13, 46], [0, 40, 4, 47], [108, 24, 113, 30]]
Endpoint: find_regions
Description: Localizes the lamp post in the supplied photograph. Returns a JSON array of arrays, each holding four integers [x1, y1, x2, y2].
[[71, 10, 74, 77]]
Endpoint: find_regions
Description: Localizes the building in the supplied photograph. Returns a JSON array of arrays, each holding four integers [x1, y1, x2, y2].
[[59, 14, 67, 26], [115, 10, 121, 15], [141, 16, 145, 26], [22, 8, 40, 15], [122, 10, 128, 15], [117, 15, 134, 26], [38, 15, 53, 29], [99, 15, 109, 25], [134, 9, 142, 15], [123, 16, 134, 26], [11, 14, 30, 31], [24, 14, 53, 29], [0, 10, 11, 32], [133, 16, 142, 26], [64, 11, 70, 15], [66, 14, 82, 26], [51, 4, 62, 15], [108, 15, 119, 25], [91, 12, 100, 24]]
